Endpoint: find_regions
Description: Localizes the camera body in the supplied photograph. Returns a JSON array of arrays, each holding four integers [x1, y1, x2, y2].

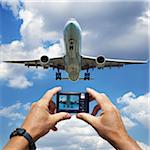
[[56, 92, 89, 113]]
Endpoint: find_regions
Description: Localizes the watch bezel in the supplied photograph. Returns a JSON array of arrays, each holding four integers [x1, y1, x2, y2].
[[16, 128, 26, 135]]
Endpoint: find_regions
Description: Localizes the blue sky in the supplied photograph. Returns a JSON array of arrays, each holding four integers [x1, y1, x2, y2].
[[0, 1, 149, 150]]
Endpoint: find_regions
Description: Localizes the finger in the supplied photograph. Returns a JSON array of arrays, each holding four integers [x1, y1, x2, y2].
[[52, 126, 58, 131], [86, 88, 112, 111], [49, 101, 56, 114], [43, 87, 61, 101], [76, 113, 98, 128], [39, 87, 61, 106], [89, 94, 95, 102], [92, 104, 101, 116], [31, 102, 37, 109], [51, 112, 71, 123]]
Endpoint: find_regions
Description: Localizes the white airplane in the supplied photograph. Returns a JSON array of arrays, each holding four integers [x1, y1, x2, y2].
[[4, 18, 147, 81]]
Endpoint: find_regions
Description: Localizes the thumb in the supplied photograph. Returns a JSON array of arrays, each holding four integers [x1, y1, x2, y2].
[[76, 113, 98, 128], [52, 112, 71, 123]]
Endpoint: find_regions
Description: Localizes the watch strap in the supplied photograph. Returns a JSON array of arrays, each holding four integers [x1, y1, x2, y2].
[[23, 131, 36, 150], [10, 128, 36, 150]]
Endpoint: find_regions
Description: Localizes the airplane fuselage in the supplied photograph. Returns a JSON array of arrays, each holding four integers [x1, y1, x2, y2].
[[64, 18, 82, 81]]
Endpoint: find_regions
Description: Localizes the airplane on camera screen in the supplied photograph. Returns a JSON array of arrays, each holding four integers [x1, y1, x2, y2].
[[4, 18, 147, 81], [60, 95, 79, 108]]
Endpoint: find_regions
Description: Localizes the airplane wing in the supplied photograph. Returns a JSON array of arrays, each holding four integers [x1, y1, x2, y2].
[[81, 55, 147, 70], [3, 56, 65, 70]]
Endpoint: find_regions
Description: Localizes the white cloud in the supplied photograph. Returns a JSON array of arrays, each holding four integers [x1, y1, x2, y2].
[[0, 3, 65, 89], [37, 115, 114, 150], [122, 116, 137, 130], [0, 102, 31, 122], [0, 1, 148, 88], [37, 115, 149, 150], [137, 141, 150, 150], [19, 9, 61, 50], [0, 2, 63, 89], [22, 102, 31, 111], [0, 40, 62, 88], [0, 61, 33, 89], [0, 103, 25, 120], [8, 75, 33, 88], [20, 1, 149, 59], [0, 41, 29, 89], [117, 92, 150, 128], [0, 0, 20, 16], [138, 10, 150, 26]]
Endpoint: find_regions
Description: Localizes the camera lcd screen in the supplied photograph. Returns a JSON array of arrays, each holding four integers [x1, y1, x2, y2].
[[59, 94, 79, 110], [57, 92, 89, 113]]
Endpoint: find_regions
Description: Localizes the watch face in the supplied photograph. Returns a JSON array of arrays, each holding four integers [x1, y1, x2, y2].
[[16, 128, 26, 135]]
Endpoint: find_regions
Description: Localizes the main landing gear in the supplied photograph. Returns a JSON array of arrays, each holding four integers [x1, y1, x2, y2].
[[84, 69, 90, 80], [56, 69, 62, 80]]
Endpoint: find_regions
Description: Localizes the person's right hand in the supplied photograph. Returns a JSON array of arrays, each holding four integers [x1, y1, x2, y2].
[[77, 88, 142, 150]]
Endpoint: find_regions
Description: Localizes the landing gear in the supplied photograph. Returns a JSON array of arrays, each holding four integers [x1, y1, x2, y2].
[[56, 69, 62, 80], [84, 69, 90, 80], [56, 72, 61, 80]]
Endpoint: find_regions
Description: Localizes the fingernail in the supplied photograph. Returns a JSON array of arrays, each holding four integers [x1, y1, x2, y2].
[[86, 88, 91, 91], [57, 86, 62, 91], [66, 113, 71, 118], [86, 88, 90, 91], [76, 113, 81, 118]]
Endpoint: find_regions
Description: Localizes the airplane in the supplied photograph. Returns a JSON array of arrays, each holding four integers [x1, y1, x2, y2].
[[4, 18, 147, 81]]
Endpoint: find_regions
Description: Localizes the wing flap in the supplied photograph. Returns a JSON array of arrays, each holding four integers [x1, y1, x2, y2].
[[3, 60, 41, 67], [3, 56, 65, 70], [106, 58, 147, 64], [81, 55, 147, 70], [3, 60, 39, 64]]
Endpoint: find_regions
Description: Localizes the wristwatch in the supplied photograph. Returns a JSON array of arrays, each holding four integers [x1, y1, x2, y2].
[[10, 128, 36, 150]]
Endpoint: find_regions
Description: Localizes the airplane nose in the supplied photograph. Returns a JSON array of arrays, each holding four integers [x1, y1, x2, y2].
[[70, 22, 76, 27], [69, 75, 78, 81], [69, 72, 79, 81], [65, 22, 76, 32]]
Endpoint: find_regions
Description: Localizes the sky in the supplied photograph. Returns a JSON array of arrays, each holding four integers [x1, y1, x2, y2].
[[0, 0, 150, 149]]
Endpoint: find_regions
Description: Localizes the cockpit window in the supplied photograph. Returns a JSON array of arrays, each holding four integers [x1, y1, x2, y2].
[[69, 39, 74, 45], [69, 39, 74, 50]]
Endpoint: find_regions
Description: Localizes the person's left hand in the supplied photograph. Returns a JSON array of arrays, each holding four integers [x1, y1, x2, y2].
[[21, 87, 71, 141]]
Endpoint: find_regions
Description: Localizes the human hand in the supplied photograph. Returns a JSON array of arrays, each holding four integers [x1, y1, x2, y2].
[[77, 88, 141, 150], [21, 87, 71, 141]]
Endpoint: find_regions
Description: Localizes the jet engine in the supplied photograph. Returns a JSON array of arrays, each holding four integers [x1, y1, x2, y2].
[[40, 55, 49, 65], [96, 55, 106, 67]]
